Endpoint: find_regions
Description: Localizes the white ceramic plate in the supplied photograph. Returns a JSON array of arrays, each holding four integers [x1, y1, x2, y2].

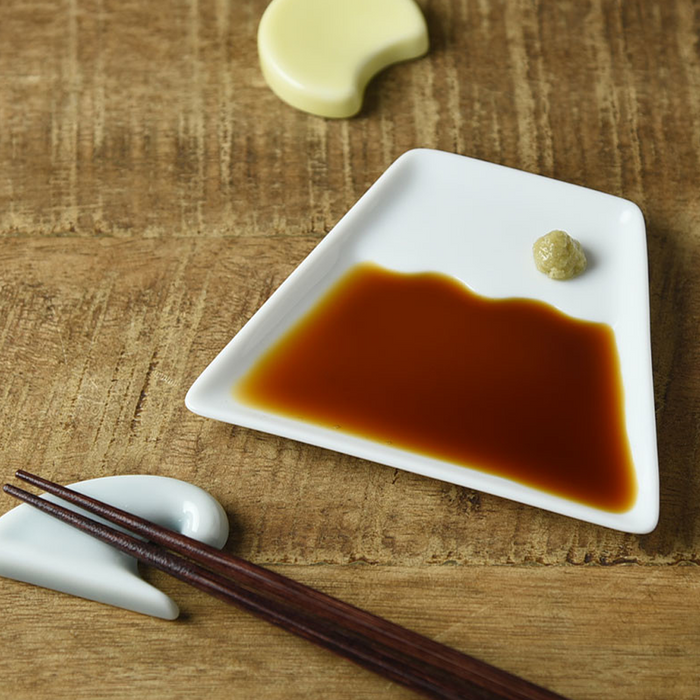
[[186, 149, 659, 533]]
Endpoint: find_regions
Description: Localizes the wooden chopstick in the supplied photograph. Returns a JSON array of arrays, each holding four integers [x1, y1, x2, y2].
[[4, 483, 470, 699], [11, 470, 547, 698], [5, 483, 477, 699], [4, 472, 568, 700]]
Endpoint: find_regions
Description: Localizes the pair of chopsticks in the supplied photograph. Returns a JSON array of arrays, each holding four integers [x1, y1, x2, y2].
[[4, 471, 567, 700]]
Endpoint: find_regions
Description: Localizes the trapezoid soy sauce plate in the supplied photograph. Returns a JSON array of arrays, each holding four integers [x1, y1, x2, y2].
[[186, 149, 659, 533]]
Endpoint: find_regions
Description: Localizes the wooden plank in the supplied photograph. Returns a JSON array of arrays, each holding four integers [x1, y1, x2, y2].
[[0, 565, 698, 699], [0, 238, 697, 566], [1, 1, 699, 240]]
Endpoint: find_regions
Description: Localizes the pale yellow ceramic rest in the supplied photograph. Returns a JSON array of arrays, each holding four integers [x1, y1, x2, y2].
[[258, 0, 429, 118]]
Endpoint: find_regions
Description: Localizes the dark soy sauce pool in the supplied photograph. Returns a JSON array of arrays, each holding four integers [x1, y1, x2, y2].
[[235, 263, 637, 512]]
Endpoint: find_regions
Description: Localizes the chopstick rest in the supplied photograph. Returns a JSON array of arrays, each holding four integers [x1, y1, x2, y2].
[[3, 472, 569, 700], [0, 475, 228, 619], [258, 0, 429, 118]]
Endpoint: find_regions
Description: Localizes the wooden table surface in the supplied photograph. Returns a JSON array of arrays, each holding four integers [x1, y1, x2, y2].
[[1, 1, 699, 698]]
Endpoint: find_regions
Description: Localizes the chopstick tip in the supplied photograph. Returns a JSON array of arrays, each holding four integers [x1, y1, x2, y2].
[[15, 469, 44, 487]]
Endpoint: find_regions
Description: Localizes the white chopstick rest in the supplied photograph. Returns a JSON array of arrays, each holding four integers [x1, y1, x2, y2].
[[0, 475, 229, 619]]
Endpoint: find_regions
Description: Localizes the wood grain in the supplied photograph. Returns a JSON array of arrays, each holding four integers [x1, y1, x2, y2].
[[2, 565, 699, 700], [1, 237, 697, 567], [1, 0, 699, 698]]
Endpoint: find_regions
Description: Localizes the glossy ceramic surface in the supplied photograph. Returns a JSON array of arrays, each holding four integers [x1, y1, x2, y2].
[[0, 475, 229, 619], [258, 0, 428, 118], [186, 149, 659, 533]]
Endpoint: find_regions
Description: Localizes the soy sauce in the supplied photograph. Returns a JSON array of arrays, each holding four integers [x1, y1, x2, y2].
[[235, 264, 637, 512]]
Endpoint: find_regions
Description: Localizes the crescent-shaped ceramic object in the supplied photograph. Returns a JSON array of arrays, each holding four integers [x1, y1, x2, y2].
[[258, 0, 429, 118], [0, 475, 229, 619]]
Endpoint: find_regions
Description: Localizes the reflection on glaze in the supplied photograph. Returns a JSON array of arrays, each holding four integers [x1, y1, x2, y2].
[[258, 0, 429, 118], [0, 475, 229, 619]]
